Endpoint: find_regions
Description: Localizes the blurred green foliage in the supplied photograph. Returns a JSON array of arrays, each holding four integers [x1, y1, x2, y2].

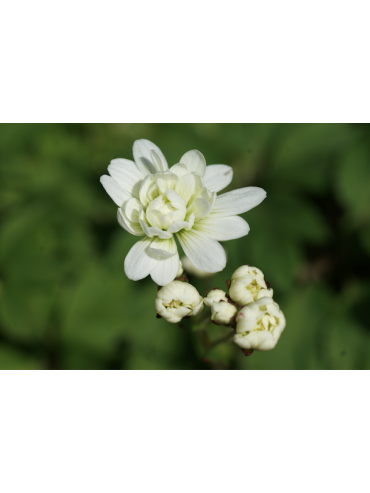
[[0, 123, 369, 369]]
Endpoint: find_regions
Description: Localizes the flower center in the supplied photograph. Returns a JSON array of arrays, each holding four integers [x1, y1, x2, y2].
[[146, 192, 186, 230], [247, 280, 260, 298]]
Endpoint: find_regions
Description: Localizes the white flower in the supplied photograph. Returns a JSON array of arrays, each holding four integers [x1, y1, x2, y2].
[[204, 289, 228, 307], [233, 298, 286, 351], [229, 265, 273, 306], [211, 301, 237, 326], [101, 139, 266, 286], [181, 256, 213, 279], [155, 281, 204, 324]]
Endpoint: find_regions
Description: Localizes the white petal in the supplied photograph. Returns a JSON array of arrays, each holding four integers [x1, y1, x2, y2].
[[149, 237, 177, 259], [108, 159, 144, 199], [156, 172, 178, 194], [169, 163, 189, 178], [150, 149, 167, 172], [157, 230, 173, 240], [177, 230, 226, 273], [124, 237, 157, 281], [133, 139, 168, 175], [117, 208, 144, 236], [204, 165, 233, 193], [211, 187, 267, 218], [139, 206, 172, 239], [139, 174, 159, 206], [149, 237, 180, 286], [175, 173, 196, 204], [100, 175, 130, 206], [193, 215, 250, 241], [165, 189, 186, 207], [145, 225, 173, 239], [187, 197, 212, 220], [122, 197, 141, 222], [180, 150, 206, 176], [167, 213, 195, 233]]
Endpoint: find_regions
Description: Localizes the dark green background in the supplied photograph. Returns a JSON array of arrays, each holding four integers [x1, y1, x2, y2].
[[0, 123, 369, 369]]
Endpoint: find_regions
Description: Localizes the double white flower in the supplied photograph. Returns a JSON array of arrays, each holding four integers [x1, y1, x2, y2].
[[101, 139, 266, 286]]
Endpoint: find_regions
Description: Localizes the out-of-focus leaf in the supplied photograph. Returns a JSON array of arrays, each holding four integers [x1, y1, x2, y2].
[[336, 143, 370, 225], [270, 123, 354, 193], [0, 345, 44, 370]]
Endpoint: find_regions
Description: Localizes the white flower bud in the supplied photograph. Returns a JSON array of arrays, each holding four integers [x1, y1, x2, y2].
[[181, 256, 213, 278], [176, 261, 184, 278], [155, 281, 204, 324], [234, 297, 286, 351], [229, 265, 273, 306], [204, 289, 228, 308], [211, 301, 237, 326]]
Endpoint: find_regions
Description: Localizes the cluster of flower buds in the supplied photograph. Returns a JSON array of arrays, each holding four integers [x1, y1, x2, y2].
[[154, 263, 285, 355], [227, 265, 285, 353], [204, 289, 237, 327]]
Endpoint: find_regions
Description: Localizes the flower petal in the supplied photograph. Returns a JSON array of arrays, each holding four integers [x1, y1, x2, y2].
[[139, 174, 159, 206], [211, 187, 267, 218], [100, 175, 130, 206], [169, 163, 188, 178], [150, 149, 167, 172], [107, 159, 144, 199], [156, 172, 178, 194], [122, 197, 141, 222], [117, 208, 144, 236], [187, 197, 212, 220], [193, 215, 250, 241], [133, 139, 168, 175], [143, 223, 173, 239], [124, 237, 157, 281], [167, 213, 195, 233], [165, 189, 186, 207], [180, 150, 206, 176], [149, 237, 180, 286], [204, 165, 233, 193], [175, 173, 196, 204], [139, 206, 172, 239], [149, 237, 178, 259], [176, 230, 226, 273]]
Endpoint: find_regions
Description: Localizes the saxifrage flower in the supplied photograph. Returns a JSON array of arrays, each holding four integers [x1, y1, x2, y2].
[[101, 139, 266, 285]]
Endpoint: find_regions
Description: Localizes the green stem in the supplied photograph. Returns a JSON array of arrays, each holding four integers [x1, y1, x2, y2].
[[209, 328, 235, 349]]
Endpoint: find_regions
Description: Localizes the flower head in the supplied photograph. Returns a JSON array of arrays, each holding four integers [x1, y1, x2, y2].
[[233, 298, 286, 351], [101, 139, 266, 285], [155, 281, 203, 323], [229, 265, 273, 306], [211, 301, 237, 326]]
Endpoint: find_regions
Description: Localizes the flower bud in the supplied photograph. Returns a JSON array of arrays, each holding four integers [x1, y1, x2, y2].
[[229, 265, 273, 306], [181, 256, 213, 278], [155, 281, 204, 324], [204, 289, 228, 308], [234, 297, 286, 351], [176, 261, 184, 279], [211, 301, 237, 326]]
